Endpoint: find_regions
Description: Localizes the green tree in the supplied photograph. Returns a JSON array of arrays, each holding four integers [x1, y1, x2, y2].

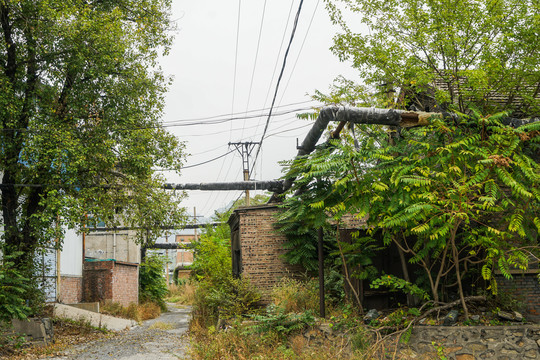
[[139, 253, 169, 310], [0, 1, 185, 269], [325, 0, 540, 115], [0, 251, 31, 325], [190, 196, 266, 324], [278, 112, 539, 318]]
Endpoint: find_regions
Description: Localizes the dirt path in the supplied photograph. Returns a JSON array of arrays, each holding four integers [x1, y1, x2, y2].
[[51, 304, 191, 359]]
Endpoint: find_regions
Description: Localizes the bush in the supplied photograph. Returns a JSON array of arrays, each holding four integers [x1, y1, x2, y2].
[[0, 251, 31, 325], [271, 277, 319, 313], [249, 304, 315, 339], [139, 253, 168, 311], [193, 276, 261, 326], [190, 233, 261, 326]]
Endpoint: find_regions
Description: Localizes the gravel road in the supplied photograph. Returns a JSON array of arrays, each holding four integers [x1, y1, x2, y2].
[[51, 304, 191, 359]]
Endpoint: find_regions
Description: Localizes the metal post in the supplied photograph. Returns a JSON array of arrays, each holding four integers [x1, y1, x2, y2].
[[165, 231, 170, 285], [318, 227, 325, 318]]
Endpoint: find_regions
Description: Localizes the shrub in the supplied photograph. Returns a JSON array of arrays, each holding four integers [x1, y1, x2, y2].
[[192, 276, 261, 326], [271, 277, 319, 313], [139, 253, 168, 311], [249, 304, 315, 339], [190, 233, 261, 326], [0, 251, 31, 325]]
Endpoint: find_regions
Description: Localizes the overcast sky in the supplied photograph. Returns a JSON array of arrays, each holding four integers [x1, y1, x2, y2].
[[159, 0, 358, 219]]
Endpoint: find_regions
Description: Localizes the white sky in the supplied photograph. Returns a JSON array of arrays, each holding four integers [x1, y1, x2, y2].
[[160, 0, 358, 218]]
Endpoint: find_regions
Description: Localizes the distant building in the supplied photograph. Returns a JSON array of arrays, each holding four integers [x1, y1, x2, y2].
[[176, 234, 195, 266]]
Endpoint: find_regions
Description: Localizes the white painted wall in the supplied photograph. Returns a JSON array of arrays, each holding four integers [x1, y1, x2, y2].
[[60, 227, 83, 276]]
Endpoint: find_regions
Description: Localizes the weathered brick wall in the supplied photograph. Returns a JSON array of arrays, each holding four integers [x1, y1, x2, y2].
[[83, 260, 138, 306], [497, 273, 540, 323], [176, 249, 194, 265], [235, 205, 303, 300], [111, 262, 138, 306], [83, 260, 114, 303], [59, 276, 83, 304]]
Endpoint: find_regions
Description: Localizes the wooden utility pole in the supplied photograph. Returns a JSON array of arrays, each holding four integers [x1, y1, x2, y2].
[[228, 142, 259, 206]]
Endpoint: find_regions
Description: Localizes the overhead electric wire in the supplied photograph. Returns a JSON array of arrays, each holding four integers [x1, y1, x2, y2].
[[257, 0, 296, 122], [241, 0, 268, 140], [231, 0, 242, 127], [252, 0, 305, 175], [264, 122, 312, 139], [277, 0, 321, 106], [163, 99, 316, 124], [0, 106, 318, 133], [175, 115, 298, 138], [154, 149, 236, 171]]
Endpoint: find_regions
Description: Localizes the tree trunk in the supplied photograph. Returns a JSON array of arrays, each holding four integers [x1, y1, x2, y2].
[[451, 222, 469, 320]]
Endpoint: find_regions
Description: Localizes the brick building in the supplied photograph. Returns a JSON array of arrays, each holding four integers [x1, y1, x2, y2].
[[175, 234, 195, 266], [228, 204, 303, 300], [82, 259, 139, 306]]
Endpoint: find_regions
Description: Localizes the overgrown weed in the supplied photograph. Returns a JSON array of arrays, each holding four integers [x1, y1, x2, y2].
[[167, 282, 196, 305], [272, 277, 319, 313], [100, 301, 161, 322]]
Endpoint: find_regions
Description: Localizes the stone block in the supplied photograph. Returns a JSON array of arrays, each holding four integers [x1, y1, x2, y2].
[[11, 318, 53, 344]]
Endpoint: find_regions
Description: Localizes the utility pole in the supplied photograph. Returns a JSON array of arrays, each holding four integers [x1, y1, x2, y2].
[[194, 207, 198, 242], [228, 141, 259, 206]]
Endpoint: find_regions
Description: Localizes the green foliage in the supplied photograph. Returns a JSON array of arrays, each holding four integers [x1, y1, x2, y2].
[[0, 251, 31, 324], [248, 305, 315, 339], [371, 274, 430, 301], [278, 108, 539, 310], [271, 277, 319, 313], [194, 276, 261, 322], [191, 203, 263, 325], [326, 0, 540, 115], [0, 0, 187, 293], [139, 253, 168, 310], [190, 235, 232, 285]]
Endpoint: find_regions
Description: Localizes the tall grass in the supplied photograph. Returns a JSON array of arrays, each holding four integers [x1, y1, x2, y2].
[[272, 277, 319, 313], [166, 282, 196, 305], [100, 301, 161, 322]]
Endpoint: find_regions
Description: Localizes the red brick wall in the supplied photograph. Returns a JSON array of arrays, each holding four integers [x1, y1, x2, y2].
[[112, 262, 138, 306], [83, 260, 138, 306], [59, 276, 83, 304], [497, 273, 540, 322], [234, 205, 303, 300]]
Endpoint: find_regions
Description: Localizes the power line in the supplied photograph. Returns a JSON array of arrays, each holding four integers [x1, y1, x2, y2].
[[257, 0, 297, 125], [0, 106, 316, 133], [175, 115, 297, 138], [163, 100, 316, 124], [231, 0, 242, 124], [155, 149, 236, 171], [278, 0, 321, 106], [242, 0, 268, 140], [252, 0, 305, 175]]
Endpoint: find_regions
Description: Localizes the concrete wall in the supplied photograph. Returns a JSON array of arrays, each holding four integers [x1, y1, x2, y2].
[[405, 325, 540, 359], [85, 230, 140, 264], [83, 260, 138, 306]]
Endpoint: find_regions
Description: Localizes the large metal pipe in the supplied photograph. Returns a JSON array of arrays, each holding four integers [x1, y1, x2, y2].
[[164, 180, 283, 192], [86, 222, 222, 232]]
